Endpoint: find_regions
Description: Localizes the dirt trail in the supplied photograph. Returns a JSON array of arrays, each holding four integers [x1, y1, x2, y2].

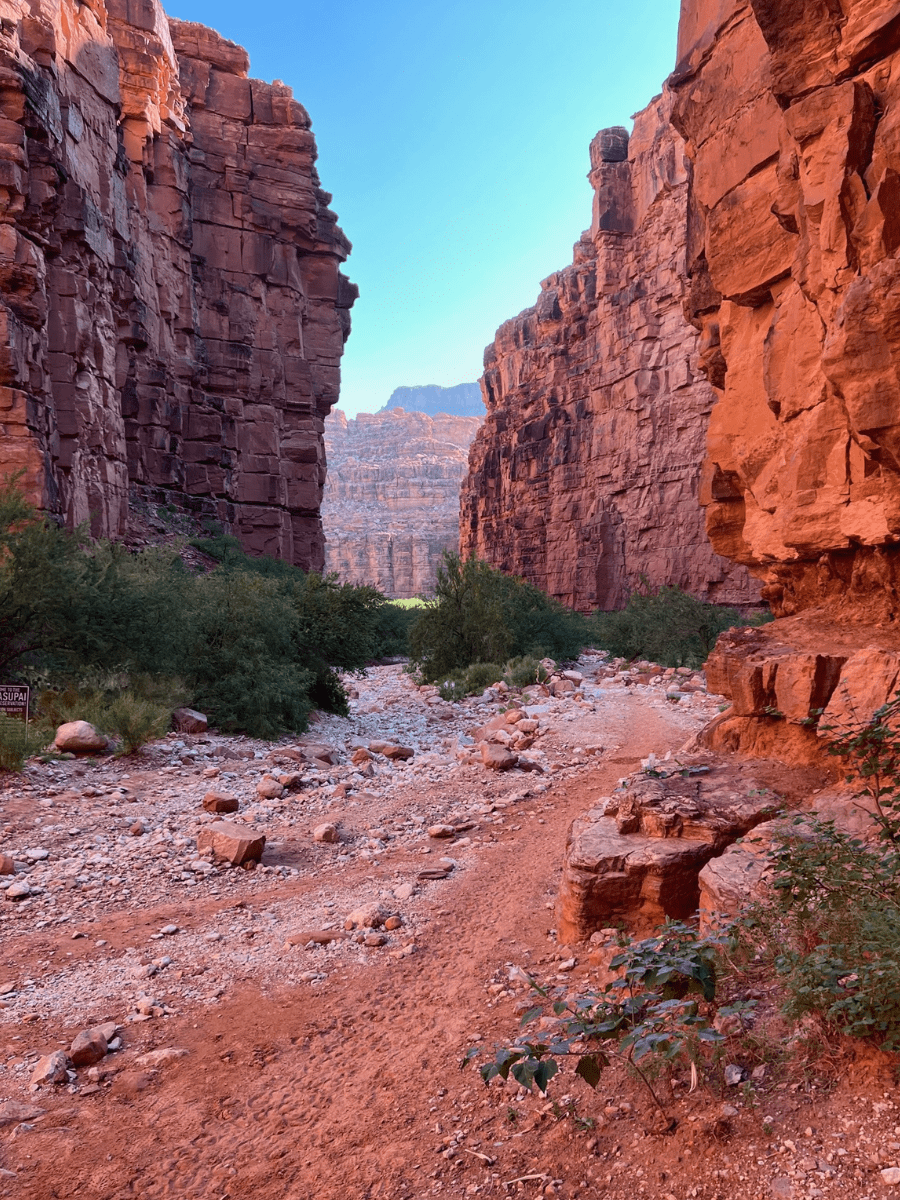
[[4, 671, 894, 1200], [3, 691, 689, 1200]]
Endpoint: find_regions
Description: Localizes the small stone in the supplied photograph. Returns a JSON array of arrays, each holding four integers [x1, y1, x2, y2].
[[384, 915, 402, 930], [134, 1047, 189, 1068], [202, 792, 239, 814], [0, 854, 13, 875], [30, 1050, 71, 1085], [418, 868, 450, 880], [256, 775, 284, 799], [5, 880, 31, 901], [724, 1063, 746, 1086], [0, 1101, 45, 1127], [129, 822, 144, 837], [344, 903, 388, 930], [53, 721, 108, 754], [160, 924, 179, 936], [285, 929, 349, 946], [882, 1168, 900, 1187], [69, 1028, 108, 1067], [381, 743, 414, 761], [393, 883, 415, 901], [196, 820, 266, 866], [172, 708, 208, 734], [428, 824, 455, 838], [751, 1063, 768, 1082], [313, 823, 339, 843], [480, 743, 517, 771], [363, 932, 388, 947]]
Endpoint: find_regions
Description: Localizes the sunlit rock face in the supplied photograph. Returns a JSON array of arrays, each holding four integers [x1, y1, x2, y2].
[[0, 0, 355, 569], [671, 0, 900, 621], [322, 406, 481, 598], [459, 94, 759, 613]]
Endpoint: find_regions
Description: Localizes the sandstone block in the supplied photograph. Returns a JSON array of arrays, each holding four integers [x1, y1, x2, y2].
[[480, 743, 518, 771], [172, 708, 208, 734], [30, 1051, 70, 1086], [344, 903, 387, 930], [256, 775, 284, 799], [69, 1028, 108, 1067], [312, 822, 339, 843], [202, 792, 239, 814], [196, 821, 265, 865], [0, 854, 13, 875]]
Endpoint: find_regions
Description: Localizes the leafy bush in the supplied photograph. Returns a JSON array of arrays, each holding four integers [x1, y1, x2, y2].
[[502, 655, 549, 689], [436, 662, 504, 701], [410, 553, 588, 683], [589, 581, 768, 668], [746, 816, 900, 1050], [474, 922, 742, 1117], [370, 602, 417, 659], [741, 690, 900, 1050], [0, 714, 50, 772]]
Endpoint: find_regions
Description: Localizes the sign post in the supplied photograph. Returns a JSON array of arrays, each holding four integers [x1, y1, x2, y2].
[[0, 686, 30, 745]]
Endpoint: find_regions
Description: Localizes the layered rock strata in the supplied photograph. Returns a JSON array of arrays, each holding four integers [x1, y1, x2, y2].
[[460, 97, 759, 612], [669, 0, 900, 754], [322, 406, 481, 597], [557, 756, 825, 940], [0, 0, 354, 568], [671, 0, 900, 620]]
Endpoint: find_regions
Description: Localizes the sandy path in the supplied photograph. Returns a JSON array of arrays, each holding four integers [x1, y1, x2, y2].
[[3, 693, 689, 1200]]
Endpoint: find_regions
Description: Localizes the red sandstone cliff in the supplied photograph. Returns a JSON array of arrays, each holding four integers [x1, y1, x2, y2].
[[459, 96, 759, 612], [0, 0, 355, 569], [322, 406, 481, 597], [668, 0, 900, 758], [672, 0, 900, 620]]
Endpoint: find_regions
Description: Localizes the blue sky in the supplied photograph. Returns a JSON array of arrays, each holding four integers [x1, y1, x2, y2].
[[169, 1, 681, 415]]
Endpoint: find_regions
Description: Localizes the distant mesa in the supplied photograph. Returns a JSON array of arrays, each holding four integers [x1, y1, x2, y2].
[[322, 386, 483, 598], [378, 383, 485, 419]]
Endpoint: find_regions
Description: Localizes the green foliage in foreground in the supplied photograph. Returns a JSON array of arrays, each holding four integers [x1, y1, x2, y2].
[[0, 478, 410, 750], [410, 553, 589, 684], [742, 690, 900, 1051], [589, 581, 771, 669], [746, 816, 900, 1050], [472, 923, 745, 1116]]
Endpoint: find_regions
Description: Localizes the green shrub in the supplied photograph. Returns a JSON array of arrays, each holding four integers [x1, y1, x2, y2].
[[502, 655, 549, 689], [0, 714, 49, 772], [436, 661, 504, 700], [36, 673, 188, 755], [589, 581, 766, 668], [746, 816, 900, 1050], [370, 602, 417, 659], [473, 922, 742, 1116], [410, 553, 588, 683]]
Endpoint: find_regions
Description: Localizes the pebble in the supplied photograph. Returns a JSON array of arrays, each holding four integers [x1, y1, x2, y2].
[[313, 823, 340, 843], [883, 1168, 900, 1186]]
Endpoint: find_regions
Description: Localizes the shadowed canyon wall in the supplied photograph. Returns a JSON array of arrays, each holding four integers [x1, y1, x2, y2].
[[0, 0, 355, 569], [672, 0, 900, 621], [459, 95, 759, 613], [322, 406, 481, 598]]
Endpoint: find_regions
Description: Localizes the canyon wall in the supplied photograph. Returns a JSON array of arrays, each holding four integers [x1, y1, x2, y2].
[[671, 0, 900, 620], [322, 406, 481, 598], [459, 96, 759, 612], [0, 0, 354, 570], [669, 0, 900, 759]]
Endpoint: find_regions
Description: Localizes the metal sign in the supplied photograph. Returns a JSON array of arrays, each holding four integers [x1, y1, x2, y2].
[[0, 686, 29, 721]]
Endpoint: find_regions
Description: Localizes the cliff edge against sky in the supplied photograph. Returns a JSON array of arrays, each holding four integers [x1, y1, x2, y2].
[[0, 0, 355, 569]]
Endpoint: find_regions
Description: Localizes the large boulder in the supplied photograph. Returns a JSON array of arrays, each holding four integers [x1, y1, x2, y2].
[[54, 721, 108, 754]]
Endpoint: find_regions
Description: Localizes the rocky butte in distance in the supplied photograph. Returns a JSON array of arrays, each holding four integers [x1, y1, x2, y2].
[[322, 397, 482, 598]]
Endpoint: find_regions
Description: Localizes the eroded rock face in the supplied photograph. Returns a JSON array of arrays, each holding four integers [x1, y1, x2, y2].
[[460, 95, 759, 612], [556, 757, 820, 940], [322, 406, 481, 597], [0, 0, 355, 569], [671, 0, 900, 619]]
